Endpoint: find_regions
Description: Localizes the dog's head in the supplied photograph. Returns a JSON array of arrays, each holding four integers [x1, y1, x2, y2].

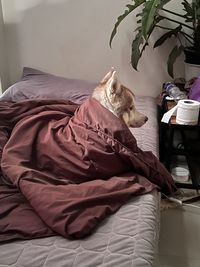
[[92, 69, 148, 128]]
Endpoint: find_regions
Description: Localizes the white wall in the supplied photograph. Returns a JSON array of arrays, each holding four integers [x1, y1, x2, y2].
[[1, 0, 184, 96], [0, 0, 9, 92]]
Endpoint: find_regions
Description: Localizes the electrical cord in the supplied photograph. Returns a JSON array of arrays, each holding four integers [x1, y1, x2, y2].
[[162, 192, 200, 210], [183, 204, 200, 209]]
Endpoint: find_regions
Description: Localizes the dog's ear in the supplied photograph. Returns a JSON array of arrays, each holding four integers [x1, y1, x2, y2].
[[109, 71, 122, 95], [100, 68, 115, 84]]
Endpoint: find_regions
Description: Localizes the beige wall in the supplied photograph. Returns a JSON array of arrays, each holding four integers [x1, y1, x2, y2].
[[1, 0, 184, 96]]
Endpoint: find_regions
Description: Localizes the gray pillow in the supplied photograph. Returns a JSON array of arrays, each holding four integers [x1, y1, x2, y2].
[[0, 67, 97, 103]]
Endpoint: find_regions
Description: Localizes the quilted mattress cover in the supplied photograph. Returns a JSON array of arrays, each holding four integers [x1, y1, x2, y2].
[[0, 96, 160, 267]]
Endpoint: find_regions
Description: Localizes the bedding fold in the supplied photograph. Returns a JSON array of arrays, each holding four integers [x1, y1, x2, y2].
[[0, 98, 175, 242]]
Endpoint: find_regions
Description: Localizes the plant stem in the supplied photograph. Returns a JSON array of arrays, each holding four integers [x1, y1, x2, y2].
[[182, 33, 194, 45], [180, 31, 194, 41], [155, 24, 173, 31], [161, 8, 186, 19], [155, 25, 194, 45], [155, 24, 194, 42], [160, 15, 194, 30]]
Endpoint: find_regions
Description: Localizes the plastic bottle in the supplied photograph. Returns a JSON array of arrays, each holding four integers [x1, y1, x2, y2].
[[164, 82, 187, 102]]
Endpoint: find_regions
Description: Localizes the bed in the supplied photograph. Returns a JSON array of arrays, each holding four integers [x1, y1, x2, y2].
[[0, 68, 174, 267]]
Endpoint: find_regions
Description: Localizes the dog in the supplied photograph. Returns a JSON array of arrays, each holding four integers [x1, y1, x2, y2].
[[92, 69, 148, 127]]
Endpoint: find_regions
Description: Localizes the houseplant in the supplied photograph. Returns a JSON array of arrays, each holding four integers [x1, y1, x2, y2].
[[110, 0, 200, 78]]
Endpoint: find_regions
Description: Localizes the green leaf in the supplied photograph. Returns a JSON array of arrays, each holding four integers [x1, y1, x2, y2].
[[182, 0, 194, 21], [167, 45, 184, 78], [142, 0, 161, 39], [109, 0, 145, 47], [131, 12, 164, 70], [154, 25, 182, 48], [131, 30, 144, 70]]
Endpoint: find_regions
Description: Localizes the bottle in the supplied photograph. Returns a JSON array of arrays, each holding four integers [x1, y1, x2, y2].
[[164, 82, 187, 102]]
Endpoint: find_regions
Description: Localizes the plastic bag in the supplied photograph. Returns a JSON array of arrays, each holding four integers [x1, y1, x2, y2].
[[189, 77, 200, 102]]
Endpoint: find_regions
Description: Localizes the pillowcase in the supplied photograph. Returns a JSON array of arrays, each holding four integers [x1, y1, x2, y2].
[[0, 67, 97, 103]]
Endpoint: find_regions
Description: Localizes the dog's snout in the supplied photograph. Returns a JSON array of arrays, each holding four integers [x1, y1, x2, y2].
[[145, 116, 148, 122]]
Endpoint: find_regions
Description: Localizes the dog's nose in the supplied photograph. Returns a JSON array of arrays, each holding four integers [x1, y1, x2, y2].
[[145, 116, 148, 122]]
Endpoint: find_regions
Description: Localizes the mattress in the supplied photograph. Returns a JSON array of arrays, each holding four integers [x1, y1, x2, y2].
[[0, 96, 160, 267]]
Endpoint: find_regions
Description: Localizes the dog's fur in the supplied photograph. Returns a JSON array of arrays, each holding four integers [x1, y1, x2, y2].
[[92, 69, 148, 128]]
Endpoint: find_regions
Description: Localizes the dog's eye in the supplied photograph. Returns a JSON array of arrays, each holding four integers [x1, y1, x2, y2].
[[129, 106, 134, 110]]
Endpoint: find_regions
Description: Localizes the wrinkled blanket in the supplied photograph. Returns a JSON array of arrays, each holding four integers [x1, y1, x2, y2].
[[0, 98, 176, 242]]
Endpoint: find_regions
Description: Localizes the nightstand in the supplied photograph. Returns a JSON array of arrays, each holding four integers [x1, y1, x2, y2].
[[160, 97, 200, 189]]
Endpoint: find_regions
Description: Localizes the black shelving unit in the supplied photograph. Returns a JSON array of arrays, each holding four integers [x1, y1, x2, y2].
[[159, 98, 200, 189]]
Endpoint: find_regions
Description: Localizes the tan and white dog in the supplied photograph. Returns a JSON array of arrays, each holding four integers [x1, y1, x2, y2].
[[92, 69, 148, 128]]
